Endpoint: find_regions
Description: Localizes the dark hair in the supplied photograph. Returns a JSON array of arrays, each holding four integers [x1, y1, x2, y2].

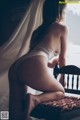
[[58, 0, 67, 21], [29, 0, 66, 51]]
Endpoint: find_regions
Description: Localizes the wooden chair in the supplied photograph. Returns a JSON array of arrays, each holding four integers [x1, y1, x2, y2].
[[30, 65, 80, 120]]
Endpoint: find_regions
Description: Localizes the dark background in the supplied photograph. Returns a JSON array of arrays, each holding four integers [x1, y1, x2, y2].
[[0, 0, 31, 46]]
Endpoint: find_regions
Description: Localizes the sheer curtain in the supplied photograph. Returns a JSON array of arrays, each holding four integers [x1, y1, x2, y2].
[[0, 0, 45, 110]]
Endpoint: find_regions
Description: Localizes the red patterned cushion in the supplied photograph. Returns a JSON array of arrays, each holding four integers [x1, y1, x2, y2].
[[42, 96, 80, 112]]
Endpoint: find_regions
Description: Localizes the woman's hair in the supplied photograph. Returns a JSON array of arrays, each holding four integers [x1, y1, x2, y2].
[[29, 0, 66, 51], [58, 0, 67, 21]]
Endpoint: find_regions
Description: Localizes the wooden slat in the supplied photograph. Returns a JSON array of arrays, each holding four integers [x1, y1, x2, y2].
[[72, 75, 74, 89], [77, 75, 79, 90], [67, 74, 69, 89]]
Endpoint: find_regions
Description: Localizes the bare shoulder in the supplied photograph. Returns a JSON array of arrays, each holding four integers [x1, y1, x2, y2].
[[56, 22, 68, 32], [57, 23, 68, 37], [60, 24, 68, 34], [50, 22, 68, 34]]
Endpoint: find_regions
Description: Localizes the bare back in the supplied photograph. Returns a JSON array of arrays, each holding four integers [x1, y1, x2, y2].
[[38, 22, 68, 56]]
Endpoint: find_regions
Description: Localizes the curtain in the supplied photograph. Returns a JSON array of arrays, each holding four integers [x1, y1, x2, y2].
[[0, 0, 45, 110]]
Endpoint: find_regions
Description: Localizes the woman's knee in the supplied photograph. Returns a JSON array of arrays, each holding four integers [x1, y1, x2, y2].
[[59, 86, 65, 94], [55, 91, 65, 99]]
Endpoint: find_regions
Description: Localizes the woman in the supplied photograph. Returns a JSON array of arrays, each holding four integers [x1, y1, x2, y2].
[[8, 0, 68, 120]]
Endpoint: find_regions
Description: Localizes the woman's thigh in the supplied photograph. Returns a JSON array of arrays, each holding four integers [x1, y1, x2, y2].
[[16, 56, 64, 93]]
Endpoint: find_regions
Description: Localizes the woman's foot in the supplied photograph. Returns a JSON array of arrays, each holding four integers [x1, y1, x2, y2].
[[24, 93, 39, 120]]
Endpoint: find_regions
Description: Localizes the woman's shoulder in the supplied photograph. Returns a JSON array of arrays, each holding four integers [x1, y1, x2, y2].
[[51, 22, 68, 33], [53, 22, 67, 29]]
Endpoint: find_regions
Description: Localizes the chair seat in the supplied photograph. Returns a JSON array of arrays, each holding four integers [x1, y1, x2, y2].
[[31, 96, 80, 120]]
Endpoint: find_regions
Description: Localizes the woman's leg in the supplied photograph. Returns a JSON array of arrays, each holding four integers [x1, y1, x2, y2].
[[15, 56, 65, 120], [24, 92, 64, 120], [24, 76, 64, 119], [8, 64, 27, 120]]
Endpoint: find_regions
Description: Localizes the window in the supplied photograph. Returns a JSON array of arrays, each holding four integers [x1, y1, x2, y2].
[[66, 4, 80, 67]]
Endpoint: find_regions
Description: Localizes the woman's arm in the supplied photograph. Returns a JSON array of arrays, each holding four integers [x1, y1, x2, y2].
[[58, 26, 68, 86], [59, 26, 68, 67], [48, 26, 68, 69], [48, 58, 59, 68]]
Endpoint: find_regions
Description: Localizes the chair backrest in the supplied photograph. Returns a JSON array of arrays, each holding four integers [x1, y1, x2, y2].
[[53, 65, 80, 94]]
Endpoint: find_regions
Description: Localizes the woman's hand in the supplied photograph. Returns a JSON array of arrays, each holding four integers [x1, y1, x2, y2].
[[48, 58, 59, 68]]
